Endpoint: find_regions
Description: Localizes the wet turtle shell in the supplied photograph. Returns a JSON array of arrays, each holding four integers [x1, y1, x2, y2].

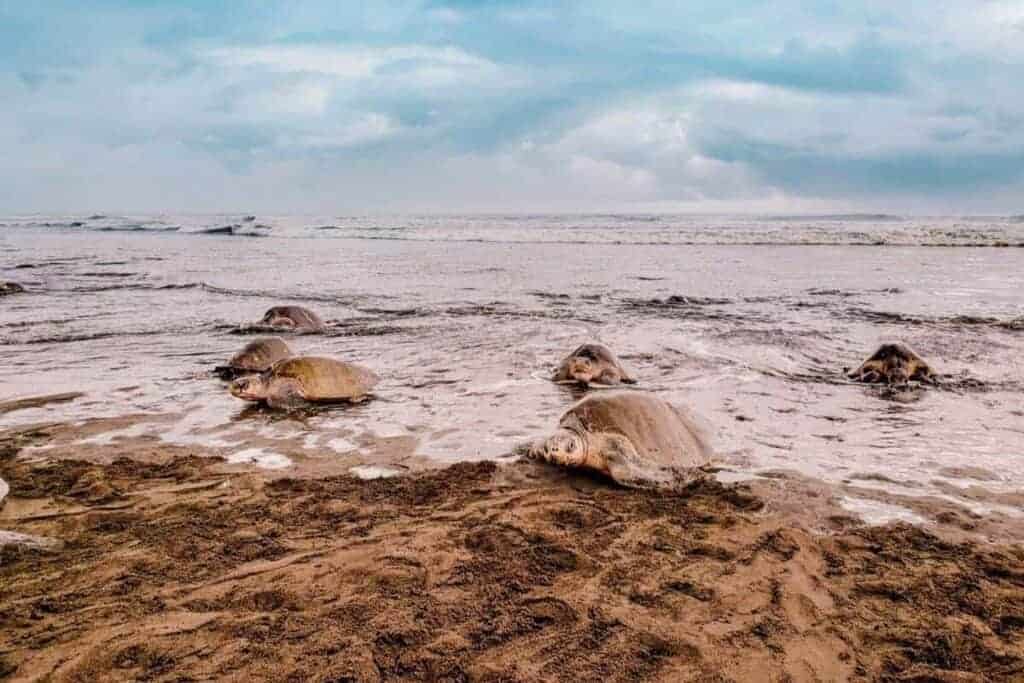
[[260, 306, 325, 332], [267, 356, 380, 402], [552, 343, 636, 386], [848, 342, 935, 385], [215, 337, 292, 380]]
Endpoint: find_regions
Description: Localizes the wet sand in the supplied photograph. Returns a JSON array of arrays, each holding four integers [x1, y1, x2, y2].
[[3, 427, 1024, 682]]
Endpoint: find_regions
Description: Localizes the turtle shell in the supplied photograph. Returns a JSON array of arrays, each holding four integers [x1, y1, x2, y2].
[[261, 306, 324, 331], [229, 338, 292, 373], [553, 343, 635, 384], [269, 356, 380, 401], [848, 342, 934, 383]]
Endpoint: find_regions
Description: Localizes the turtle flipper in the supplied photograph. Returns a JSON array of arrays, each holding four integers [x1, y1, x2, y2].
[[592, 433, 670, 488], [265, 379, 309, 410], [213, 366, 238, 381], [593, 368, 626, 386]]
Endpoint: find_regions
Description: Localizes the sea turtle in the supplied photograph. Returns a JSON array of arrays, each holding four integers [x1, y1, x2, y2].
[[260, 306, 325, 332], [847, 343, 935, 385], [526, 391, 711, 487], [0, 282, 25, 296], [214, 337, 292, 380], [230, 356, 379, 409], [552, 343, 636, 386]]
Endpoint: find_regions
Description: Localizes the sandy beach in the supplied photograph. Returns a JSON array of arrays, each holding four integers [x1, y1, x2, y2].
[[3, 423, 1024, 682]]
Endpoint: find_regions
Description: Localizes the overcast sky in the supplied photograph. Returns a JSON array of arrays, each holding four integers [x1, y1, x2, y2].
[[2, 1, 1023, 214]]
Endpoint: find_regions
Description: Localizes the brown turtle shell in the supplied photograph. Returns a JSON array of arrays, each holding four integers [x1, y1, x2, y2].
[[268, 356, 380, 401]]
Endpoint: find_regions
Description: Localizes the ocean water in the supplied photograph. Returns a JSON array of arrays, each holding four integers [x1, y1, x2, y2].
[[2, 213, 1023, 520]]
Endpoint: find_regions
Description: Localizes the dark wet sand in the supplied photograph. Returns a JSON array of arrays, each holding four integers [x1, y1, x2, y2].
[[3, 427, 1024, 682]]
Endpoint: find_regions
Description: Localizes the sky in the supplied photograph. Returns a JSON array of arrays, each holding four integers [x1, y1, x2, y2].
[[2, 1, 1023, 214]]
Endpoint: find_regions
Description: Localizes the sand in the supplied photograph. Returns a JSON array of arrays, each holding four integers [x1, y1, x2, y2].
[[2, 426, 1024, 682]]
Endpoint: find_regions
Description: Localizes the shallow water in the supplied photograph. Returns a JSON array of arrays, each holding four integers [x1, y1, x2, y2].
[[2, 213, 1023, 522]]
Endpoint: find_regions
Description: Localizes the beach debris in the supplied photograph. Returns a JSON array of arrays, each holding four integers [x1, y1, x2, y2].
[[214, 337, 292, 380], [552, 343, 636, 387], [229, 356, 379, 409], [259, 305, 325, 333], [525, 391, 711, 487], [847, 342, 936, 385]]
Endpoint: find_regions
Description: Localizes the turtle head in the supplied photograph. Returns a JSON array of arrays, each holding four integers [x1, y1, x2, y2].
[[230, 374, 270, 401], [883, 355, 910, 385], [529, 428, 588, 467], [564, 347, 603, 384], [262, 311, 296, 329]]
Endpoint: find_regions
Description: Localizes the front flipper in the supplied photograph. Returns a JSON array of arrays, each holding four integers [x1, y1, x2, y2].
[[591, 433, 670, 488], [849, 366, 881, 383], [265, 379, 310, 411], [213, 366, 239, 381], [592, 369, 626, 386]]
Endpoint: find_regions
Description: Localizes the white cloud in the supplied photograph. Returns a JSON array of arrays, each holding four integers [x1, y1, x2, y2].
[[690, 79, 803, 103], [204, 44, 514, 90], [489, 102, 765, 203], [245, 81, 332, 117], [280, 113, 401, 148]]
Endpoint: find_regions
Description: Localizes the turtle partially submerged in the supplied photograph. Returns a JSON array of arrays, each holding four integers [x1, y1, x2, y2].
[[230, 356, 379, 409], [260, 306, 325, 332], [552, 343, 636, 387], [847, 343, 935, 385], [526, 391, 711, 487], [0, 282, 25, 296], [214, 337, 292, 380]]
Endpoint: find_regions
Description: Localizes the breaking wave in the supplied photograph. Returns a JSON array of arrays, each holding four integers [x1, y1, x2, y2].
[[3, 213, 1024, 247]]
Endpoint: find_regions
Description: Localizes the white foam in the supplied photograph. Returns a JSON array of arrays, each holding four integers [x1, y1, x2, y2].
[[930, 493, 1024, 519], [371, 423, 408, 438], [327, 437, 358, 453], [0, 477, 8, 506], [75, 422, 153, 445], [715, 470, 758, 484], [159, 407, 241, 449], [839, 496, 927, 526], [349, 465, 403, 479], [227, 448, 292, 470]]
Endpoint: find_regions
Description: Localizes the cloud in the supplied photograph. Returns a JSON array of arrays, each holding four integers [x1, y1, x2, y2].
[[1, 1, 1023, 212], [205, 44, 509, 89]]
